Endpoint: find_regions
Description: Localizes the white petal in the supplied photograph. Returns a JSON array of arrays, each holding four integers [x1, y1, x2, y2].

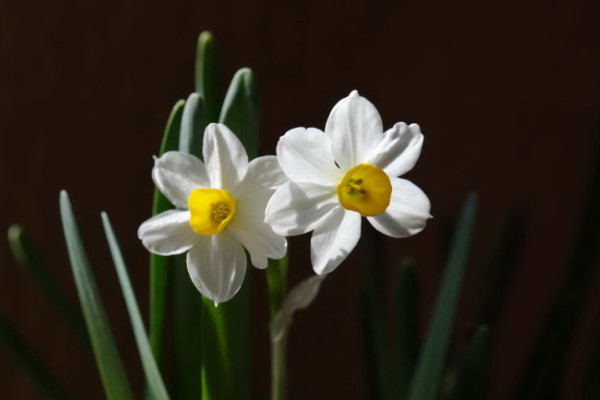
[[229, 210, 287, 269], [311, 207, 362, 275], [366, 123, 424, 177], [232, 155, 287, 198], [367, 178, 431, 238], [138, 210, 198, 255], [186, 232, 247, 305], [276, 127, 342, 185], [203, 123, 249, 190], [152, 152, 210, 209], [325, 90, 384, 169], [265, 181, 338, 236]]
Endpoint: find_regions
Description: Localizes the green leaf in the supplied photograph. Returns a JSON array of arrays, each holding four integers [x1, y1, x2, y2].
[[361, 224, 389, 400], [390, 258, 419, 400], [515, 128, 600, 400], [59, 191, 133, 400], [195, 31, 221, 123], [101, 213, 170, 400], [150, 99, 185, 366], [446, 325, 491, 400], [171, 254, 203, 399], [180, 93, 205, 157], [7, 224, 90, 352], [407, 193, 477, 400], [0, 312, 69, 399], [219, 68, 260, 158], [478, 207, 526, 327]]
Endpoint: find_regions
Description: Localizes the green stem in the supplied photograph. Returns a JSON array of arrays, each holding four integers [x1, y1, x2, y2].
[[271, 333, 288, 400]]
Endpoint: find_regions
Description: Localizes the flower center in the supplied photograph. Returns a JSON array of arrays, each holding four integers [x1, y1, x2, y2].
[[188, 188, 236, 236], [336, 163, 392, 217]]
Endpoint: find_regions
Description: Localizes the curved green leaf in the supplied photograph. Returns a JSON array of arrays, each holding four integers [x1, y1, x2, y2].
[[150, 99, 185, 365], [195, 31, 220, 123], [407, 193, 477, 400], [101, 213, 170, 400], [59, 191, 133, 400]]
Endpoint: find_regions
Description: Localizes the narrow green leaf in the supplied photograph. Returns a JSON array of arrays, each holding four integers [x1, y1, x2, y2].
[[101, 213, 170, 400], [150, 99, 185, 365], [0, 312, 69, 399], [515, 129, 600, 400], [195, 31, 221, 123], [219, 68, 260, 158], [478, 207, 526, 327], [7, 225, 90, 351], [407, 193, 477, 400], [390, 258, 419, 400], [361, 224, 389, 400], [446, 325, 491, 400], [59, 191, 133, 400], [171, 254, 203, 399], [180, 93, 205, 157]]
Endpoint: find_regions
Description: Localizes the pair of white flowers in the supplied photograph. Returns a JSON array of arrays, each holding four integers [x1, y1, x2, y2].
[[138, 91, 431, 304]]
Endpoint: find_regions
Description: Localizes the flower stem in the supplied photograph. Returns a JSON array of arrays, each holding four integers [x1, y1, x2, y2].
[[271, 332, 288, 400]]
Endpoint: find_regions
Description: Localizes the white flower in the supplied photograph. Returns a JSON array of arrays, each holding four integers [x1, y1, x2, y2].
[[266, 90, 431, 275], [138, 123, 287, 304]]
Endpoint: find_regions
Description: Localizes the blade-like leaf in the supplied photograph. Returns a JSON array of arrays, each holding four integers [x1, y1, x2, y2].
[[150, 99, 185, 365], [180, 93, 205, 157], [267, 255, 289, 318], [102, 213, 169, 400], [7, 224, 90, 351], [0, 312, 69, 399], [407, 192, 477, 400], [59, 191, 133, 400], [515, 128, 600, 400], [446, 325, 491, 400], [391, 258, 419, 400], [219, 68, 260, 158], [195, 31, 221, 123], [361, 224, 389, 400]]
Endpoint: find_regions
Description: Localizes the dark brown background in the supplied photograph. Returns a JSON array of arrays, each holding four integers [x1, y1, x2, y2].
[[1, 0, 600, 399]]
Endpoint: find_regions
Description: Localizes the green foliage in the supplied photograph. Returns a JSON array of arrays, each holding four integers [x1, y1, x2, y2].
[[446, 325, 491, 400], [7, 225, 90, 351], [407, 193, 477, 400], [102, 213, 170, 400], [195, 31, 221, 123], [150, 99, 185, 366], [59, 191, 133, 400]]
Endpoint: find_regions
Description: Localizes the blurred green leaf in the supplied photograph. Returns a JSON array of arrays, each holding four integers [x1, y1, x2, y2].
[[150, 99, 185, 366], [515, 129, 600, 400], [219, 68, 260, 159], [407, 193, 477, 400], [0, 313, 69, 399], [361, 225, 388, 400], [195, 31, 221, 123], [102, 213, 170, 400], [59, 191, 133, 400], [180, 93, 205, 157], [7, 224, 90, 352], [390, 258, 419, 400], [478, 207, 527, 327], [267, 255, 289, 400], [446, 325, 491, 400]]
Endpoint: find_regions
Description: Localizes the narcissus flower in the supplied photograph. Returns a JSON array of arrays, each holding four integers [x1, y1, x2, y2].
[[138, 123, 287, 304], [266, 91, 431, 275]]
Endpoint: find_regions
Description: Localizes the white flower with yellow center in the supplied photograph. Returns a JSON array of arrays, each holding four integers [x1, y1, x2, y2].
[[266, 91, 431, 275], [138, 123, 287, 304]]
